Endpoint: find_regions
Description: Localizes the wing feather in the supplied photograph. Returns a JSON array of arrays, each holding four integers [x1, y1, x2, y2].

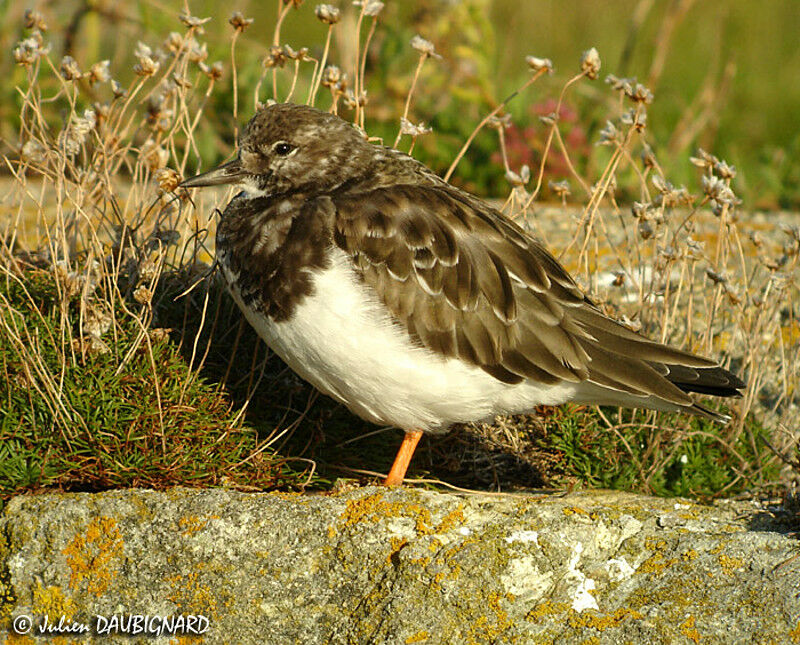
[[329, 183, 743, 411]]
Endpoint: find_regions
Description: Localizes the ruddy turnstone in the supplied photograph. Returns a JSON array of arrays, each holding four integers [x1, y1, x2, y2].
[[181, 103, 744, 486]]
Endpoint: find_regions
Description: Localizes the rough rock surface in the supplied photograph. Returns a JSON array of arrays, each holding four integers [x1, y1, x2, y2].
[[1, 486, 798, 644]]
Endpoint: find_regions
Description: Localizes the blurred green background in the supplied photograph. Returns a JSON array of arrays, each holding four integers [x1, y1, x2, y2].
[[2, 0, 798, 207]]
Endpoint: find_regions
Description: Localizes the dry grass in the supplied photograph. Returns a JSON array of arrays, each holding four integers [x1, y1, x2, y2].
[[1, 3, 797, 500]]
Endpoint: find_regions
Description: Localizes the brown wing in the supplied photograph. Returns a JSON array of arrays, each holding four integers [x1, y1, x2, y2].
[[331, 184, 743, 408]]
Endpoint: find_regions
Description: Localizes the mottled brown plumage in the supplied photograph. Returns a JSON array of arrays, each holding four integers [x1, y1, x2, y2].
[[181, 102, 745, 484]]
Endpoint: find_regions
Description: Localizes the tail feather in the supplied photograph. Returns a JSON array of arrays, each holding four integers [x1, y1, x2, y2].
[[573, 307, 746, 423]]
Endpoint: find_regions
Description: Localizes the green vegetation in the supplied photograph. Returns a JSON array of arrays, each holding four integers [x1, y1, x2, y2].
[[0, 1, 797, 501]]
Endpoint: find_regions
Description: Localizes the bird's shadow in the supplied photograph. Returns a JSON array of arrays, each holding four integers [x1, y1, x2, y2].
[[156, 274, 549, 491]]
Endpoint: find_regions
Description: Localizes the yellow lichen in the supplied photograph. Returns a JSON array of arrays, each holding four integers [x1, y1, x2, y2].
[[468, 591, 514, 643], [526, 600, 570, 623], [789, 620, 800, 643], [567, 607, 644, 631], [562, 507, 599, 520], [338, 493, 464, 536], [387, 537, 408, 563], [434, 504, 465, 533], [166, 571, 220, 619], [682, 549, 698, 561], [178, 514, 219, 537], [718, 553, 745, 576], [62, 516, 123, 596], [681, 615, 702, 643], [32, 583, 76, 619], [637, 552, 678, 575], [405, 631, 430, 644]]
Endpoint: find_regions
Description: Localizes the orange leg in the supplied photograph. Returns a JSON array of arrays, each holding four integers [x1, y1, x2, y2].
[[383, 430, 424, 486]]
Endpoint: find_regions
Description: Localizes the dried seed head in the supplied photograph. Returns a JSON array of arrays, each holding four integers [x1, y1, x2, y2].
[[689, 148, 718, 170], [141, 138, 169, 172], [630, 83, 653, 104], [713, 159, 736, 179], [263, 45, 287, 69], [598, 120, 620, 146], [411, 35, 440, 59], [651, 174, 670, 194], [526, 55, 554, 74], [88, 60, 111, 86], [641, 143, 656, 169], [659, 245, 679, 262], [21, 139, 47, 164], [60, 55, 82, 80], [156, 168, 181, 193], [580, 47, 601, 80], [58, 109, 97, 156], [548, 180, 571, 200], [134, 41, 160, 77], [164, 31, 184, 54], [111, 80, 127, 99], [229, 11, 254, 31], [487, 114, 512, 130], [611, 271, 626, 287], [638, 219, 654, 239], [179, 12, 212, 31], [321, 65, 342, 87], [505, 170, 525, 188], [187, 39, 208, 63], [354, 1, 384, 16], [150, 328, 172, 343], [705, 268, 728, 284], [83, 302, 113, 338], [315, 4, 341, 24], [701, 175, 736, 204], [539, 112, 558, 126], [399, 118, 432, 137], [724, 284, 741, 305], [171, 72, 192, 89], [282, 44, 310, 61], [13, 32, 50, 66], [685, 237, 705, 260], [748, 231, 764, 248], [24, 9, 48, 31], [137, 256, 160, 283], [199, 61, 223, 80], [621, 107, 647, 132], [133, 285, 153, 305], [631, 201, 650, 219]]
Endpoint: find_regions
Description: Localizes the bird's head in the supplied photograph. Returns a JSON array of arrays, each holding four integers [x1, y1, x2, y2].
[[180, 103, 373, 197]]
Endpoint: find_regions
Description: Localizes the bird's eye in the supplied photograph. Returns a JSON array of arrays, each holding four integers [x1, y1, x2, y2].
[[274, 142, 293, 156]]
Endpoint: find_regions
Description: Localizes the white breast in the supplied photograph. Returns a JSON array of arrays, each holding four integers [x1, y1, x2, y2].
[[221, 248, 579, 432]]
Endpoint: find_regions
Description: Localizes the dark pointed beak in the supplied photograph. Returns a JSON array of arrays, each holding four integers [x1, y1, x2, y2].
[[179, 158, 248, 188]]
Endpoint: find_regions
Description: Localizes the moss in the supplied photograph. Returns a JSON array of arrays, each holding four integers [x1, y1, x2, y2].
[[62, 516, 123, 596]]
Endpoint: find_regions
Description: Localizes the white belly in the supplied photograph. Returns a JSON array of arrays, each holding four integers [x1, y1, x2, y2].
[[221, 248, 578, 432]]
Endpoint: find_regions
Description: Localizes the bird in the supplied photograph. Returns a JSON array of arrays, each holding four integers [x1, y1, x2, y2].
[[180, 102, 745, 486]]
